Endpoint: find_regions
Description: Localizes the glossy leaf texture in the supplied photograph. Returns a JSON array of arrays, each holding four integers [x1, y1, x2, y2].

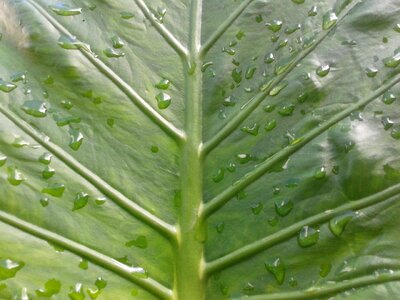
[[0, 0, 399, 299]]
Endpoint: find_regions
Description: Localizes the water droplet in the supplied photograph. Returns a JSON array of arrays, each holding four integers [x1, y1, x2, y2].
[[275, 199, 294, 217], [155, 79, 170, 90], [35, 279, 61, 297], [316, 64, 330, 77], [0, 153, 7, 167], [69, 128, 83, 151], [391, 126, 400, 139], [38, 152, 52, 165], [383, 52, 400, 68], [236, 30, 245, 40], [53, 113, 81, 127], [0, 259, 24, 280], [212, 168, 225, 183], [329, 212, 355, 237], [242, 282, 254, 294], [276, 38, 288, 50], [11, 71, 27, 83], [291, 0, 305, 3], [289, 277, 298, 287], [155, 92, 171, 109], [216, 222, 225, 233], [187, 61, 197, 75], [268, 216, 279, 226], [223, 95, 237, 107], [111, 35, 124, 48], [87, 288, 101, 299], [322, 11, 338, 30], [278, 103, 295, 116], [103, 48, 125, 58], [382, 92, 396, 105], [285, 24, 301, 34], [49, 3, 82, 16], [227, 162, 236, 172], [12, 137, 29, 148], [365, 67, 378, 77], [57, 35, 83, 50], [236, 153, 251, 164], [120, 11, 134, 19], [298, 226, 319, 247], [126, 236, 148, 249], [150, 145, 159, 153], [308, 5, 318, 16], [265, 257, 285, 284], [73, 192, 89, 211], [263, 104, 276, 112], [68, 283, 85, 300], [381, 116, 394, 130], [319, 263, 331, 278], [382, 36, 389, 43], [314, 166, 326, 179], [241, 123, 260, 136], [251, 202, 263, 215], [155, 6, 167, 23], [245, 66, 256, 80], [232, 68, 242, 83], [264, 52, 275, 64], [42, 166, 55, 179], [7, 166, 24, 186], [266, 20, 283, 32], [201, 61, 213, 72], [222, 47, 235, 55], [0, 79, 17, 93], [42, 183, 65, 197], [79, 259, 88, 270], [21, 100, 48, 118], [94, 277, 107, 290], [95, 196, 106, 205], [264, 119, 277, 132], [61, 100, 74, 110], [255, 14, 263, 23], [40, 197, 49, 207], [269, 81, 288, 96]]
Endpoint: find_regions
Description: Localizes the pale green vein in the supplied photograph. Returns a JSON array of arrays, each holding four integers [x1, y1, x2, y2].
[[232, 271, 400, 300], [134, 0, 189, 59], [0, 106, 177, 240], [200, 0, 254, 56], [202, 73, 400, 218], [206, 183, 400, 275], [201, 0, 361, 155], [0, 210, 173, 300], [27, 0, 185, 141]]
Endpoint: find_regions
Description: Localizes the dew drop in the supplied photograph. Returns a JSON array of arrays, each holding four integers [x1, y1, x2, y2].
[[381, 116, 394, 130], [103, 48, 125, 58], [79, 259, 88, 270], [111, 35, 124, 48], [125, 236, 148, 249], [120, 11, 134, 19], [391, 127, 400, 140], [264, 52, 275, 64], [69, 128, 83, 151], [266, 20, 283, 32], [11, 71, 27, 83], [278, 103, 295, 116], [264, 120, 277, 132], [308, 5, 318, 16], [227, 162, 236, 173], [322, 11, 338, 30], [241, 123, 260, 136], [265, 257, 285, 284], [263, 104, 276, 112], [42, 166, 55, 179], [68, 283, 85, 300], [316, 64, 330, 77], [0, 79, 17, 93], [0, 153, 7, 167], [275, 199, 294, 217], [21, 100, 48, 118], [314, 166, 326, 179], [7, 166, 24, 186], [365, 67, 378, 78], [245, 66, 256, 80], [222, 47, 235, 55], [269, 81, 288, 96], [155, 92, 171, 109], [216, 222, 225, 233], [95, 196, 106, 205], [61, 100, 74, 110], [251, 202, 263, 215], [42, 183, 65, 197], [329, 211, 355, 237], [73, 192, 89, 211], [35, 279, 61, 297], [12, 137, 29, 148], [0, 259, 24, 280], [155, 79, 170, 90], [223, 95, 238, 107], [201, 61, 213, 72], [49, 3, 82, 16], [38, 152, 52, 165], [298, 226, 319, 247], [276, 38, 288, 50], [232, 68, 242, 83], [285, 24, 301, 34], [319, 263, 332, 278], [236, 153, 251, 164], [382, 92, 396, 105], [87, 288, 101, 299], [255, 14, 263, 23], [212, 168, 225, 183], [383, 53, 400, 68], [291, 0, 305, 3], [40, 197, 49, 207], [95, 277, 107, 290]]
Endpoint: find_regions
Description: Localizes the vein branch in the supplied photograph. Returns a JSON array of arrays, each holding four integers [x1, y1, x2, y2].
[[134, 0, 189, 59], [0, 106, 177, 240], [206, 183, 400, 275], [0, 210, 173, 300], [27, 0, 185, 141], [200, 0, 254, 56], [202, 73, 400, 218], [231, 271, 400, 300], [201, 0, 360, 154]]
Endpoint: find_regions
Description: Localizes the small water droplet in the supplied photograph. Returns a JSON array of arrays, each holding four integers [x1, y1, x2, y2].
[[236, 30, 245, 40], [0, 79, 17, 93], [263, 104, 276, 112], [73, 192, 89, 211], [265, 257, 285, 284], [365, 67, 378, 77], [394, 24, 400, 33], [7, 166, 24, 186], [391, 126, 400, 139], [314, 166, 326, 179], [289, 277, 298, 287], [69, 128, 83, 151], [223, 95, 238, 107], [155, 79, 170, 90], [79, 259, 88, 270], [125, 236, 148, 249], [42, 166, 55, 179], [227, 162, 236, 173], [87, 287, 101, 299], [94, 277, 107, 290], [216, 222, 225, 233], [285, 24, 301, 34], [298, 226, 319, 247], [68, 283, 85, 300], [255, 14, 263, 23], [222, 47, 235, 55], [61, 100, 74, 110], [0, 259, 24, 280], [21, 100, 48, 118], [383, 52, 400, 68], [322, 11, 338, 30], [155, 92, 171, 109], [111, 35, 124, 48], [120, 11, 134, 19], [329, 211, 355, 237], [187, 61, 197, 75], [291, 0, 305, 3], [268, 216, 279, 226], [264, 52, 275, 64], [106, 118, 115, 128], [236, 153, 251, 164], [38, 152, 52, 165], [242, 282, 254, 294], [212, 168, 225, 183], [0, 153, 7, 167], [319, 263, 332, 277], [251, 202, 263, 215], [12, 137, 29, 148], [232, 68, 242, 83], [35, 279, 61, 297], [308, 5, 318, 16], [264, 119, 277, 132], [266, 20, 283, 32], [276, 38, 288, 50], [275, 199, 294, 217], [269, 81, 288, 96], [241, 123, 260, 136], [381, 116, 394, 130], [103, 48, 125, 58], [150, 145, 159, 153], [49, 3, 82, 16], [40, 197, 49, 207], [278, 103, 295, 116], [201, 61, 213, 72], [316, 64, 330, 77], [42, 183, 65, 197], [95, 196, 106, 205], [245, 66, 256, 79], [155, 6, 167, 23], [382, 92, 396, 105], [11, 71, 27, 83]]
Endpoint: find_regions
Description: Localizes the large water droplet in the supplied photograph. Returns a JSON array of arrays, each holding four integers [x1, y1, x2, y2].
[[314, 166, 326, 179], [69, 128, 83, 151], [269, 81, 288, 96], [73, 192, 89, 211], [42, 166, 55, 179], [265, 257, 285, 284], [365, 67, 378, 78], [308, 6, 318, 16], [278, 103, 295, 116], [21, 100, 48, 118], [232, 68, 242, 83], [155, 92, 171, 109], [322, 11, 337, 30], [111, 35, 124, 49], [7, 166, 24, 186], [264, 53, 275, 64], [298, 226, 319, 247], [316, 64, 330, 77], [266, 20, 283, 32], [49, 3, 82, 16], [155, 79, 170, 90], [95, 277, 107, 290], [68, 283, 85, 300], [264, 119, 277, 132], [381, 116, 394, 130], [245, 66, 256, 80], [275, 199, 294, 217], [35, 279, 61, 297], [241, 123, 260, 136], [383, 53, 400, 68], [42, 183, 65, 197], [329, 211, 355, 237], [38, 152, 52, 165], [125, 236, 148, 249], [0, 259, 24, 280], [382, 92, 396, 105], [103, 48, 125, 58], [0, 79, 17, 93]]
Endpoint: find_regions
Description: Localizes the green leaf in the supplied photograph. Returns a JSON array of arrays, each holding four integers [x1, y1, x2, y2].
[[0, 0, 400, 299]]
